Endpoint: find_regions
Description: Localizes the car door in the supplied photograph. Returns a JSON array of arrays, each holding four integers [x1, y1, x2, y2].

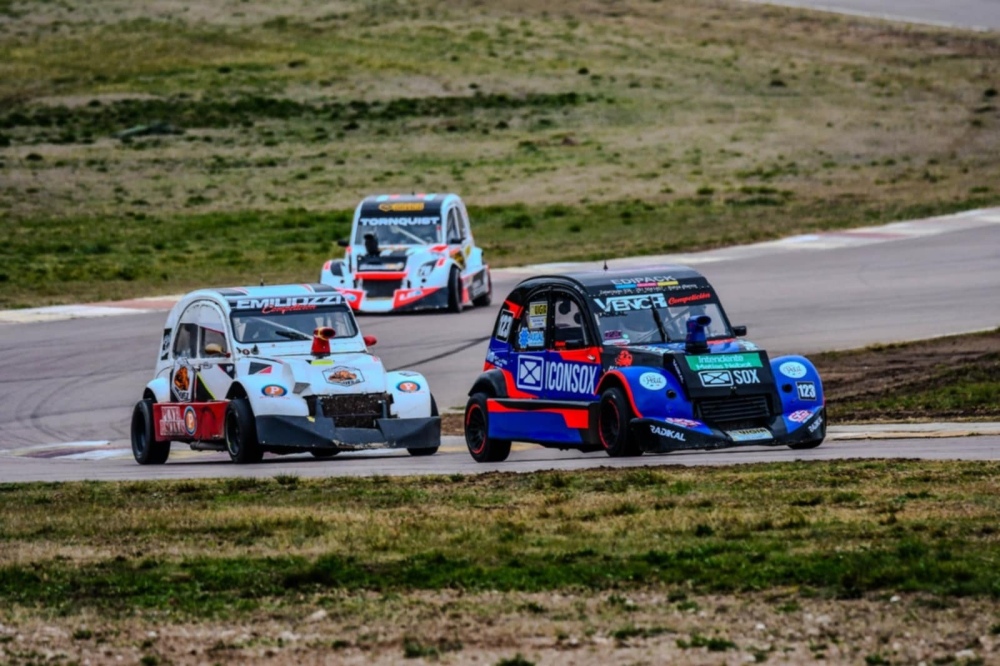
[[170, 300, 232, 403], [192, 302, 234, 402], [545, 290, 602, 401], [445, 206, 468, 273], [508, 290, 550, 399]]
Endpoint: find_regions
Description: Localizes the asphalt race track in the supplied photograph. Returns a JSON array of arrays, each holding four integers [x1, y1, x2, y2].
[[749, 0, 1000, 31], [0, 209, 998, 481]]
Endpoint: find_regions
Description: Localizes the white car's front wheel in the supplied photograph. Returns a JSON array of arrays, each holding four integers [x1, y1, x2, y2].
[[407, 395, 440, 456], [473, 270, 492, 307], [225, 398, 263, 464], [447, 267, 462, 313]]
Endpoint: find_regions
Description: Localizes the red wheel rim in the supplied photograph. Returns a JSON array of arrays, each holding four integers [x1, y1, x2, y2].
[[465, 403, 487, 455], [599, 399, 620, 450]]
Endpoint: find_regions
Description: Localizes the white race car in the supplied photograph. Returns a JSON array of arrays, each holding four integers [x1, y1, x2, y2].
[[319, 193, 492, 313], [130, 284, 440, 464]]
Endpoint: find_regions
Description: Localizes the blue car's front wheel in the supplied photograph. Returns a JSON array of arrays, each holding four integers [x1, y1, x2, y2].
[[598, 388, 642, 457]]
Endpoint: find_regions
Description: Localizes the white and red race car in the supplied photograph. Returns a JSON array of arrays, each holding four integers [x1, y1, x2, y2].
[[130, 284, 440, 464], [319, 193, 492, 313]]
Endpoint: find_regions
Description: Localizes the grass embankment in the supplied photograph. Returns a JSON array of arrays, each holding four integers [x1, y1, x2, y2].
[[817, 328, 1000, 423], [1, 0, 999, 306], [1, 462, 999, 620]]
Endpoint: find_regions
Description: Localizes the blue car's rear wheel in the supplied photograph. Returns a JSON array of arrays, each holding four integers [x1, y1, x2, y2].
[[464, 393, 511, 463]]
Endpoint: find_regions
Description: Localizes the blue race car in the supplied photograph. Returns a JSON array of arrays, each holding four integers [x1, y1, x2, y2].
[[463, 267, 825, 462]]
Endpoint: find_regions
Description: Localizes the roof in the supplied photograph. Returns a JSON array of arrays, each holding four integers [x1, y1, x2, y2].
[[211, 284, 342, 300], [514, 266, 708, 293], [356, 193, 459, 219]]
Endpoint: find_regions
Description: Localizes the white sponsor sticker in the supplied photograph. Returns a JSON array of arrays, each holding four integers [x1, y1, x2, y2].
[[732, 368, 760, 385], [594, 293, 668, 313], [546, 361, 598, 394], [727, 428, 773, 442], [779, 361, 807, 379], [808, 415, 824, 433], [516, 355, 544, 391], [651, 425, 685, 441], [639, 372, 667, 391], [788, 409, 812, 423], [516, 356, 599, 394], [666, 417, 702, 428], [496, 310, 514, 341], [699, 370, 732, 387]]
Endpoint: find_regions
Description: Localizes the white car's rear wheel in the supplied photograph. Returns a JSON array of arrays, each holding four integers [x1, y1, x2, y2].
[[131, 399, 170, 465]]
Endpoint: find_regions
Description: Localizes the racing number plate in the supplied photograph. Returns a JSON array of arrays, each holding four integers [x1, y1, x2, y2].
[[726, 427, 773, 442]]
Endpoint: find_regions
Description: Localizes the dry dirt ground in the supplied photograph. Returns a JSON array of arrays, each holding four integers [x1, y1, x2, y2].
[[2, 591, 998, 666]]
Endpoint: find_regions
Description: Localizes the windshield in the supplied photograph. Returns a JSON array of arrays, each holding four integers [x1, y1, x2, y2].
[[354, 216, 442, 246], [591, 291, 732, 345], [230, 306, 359, 344]]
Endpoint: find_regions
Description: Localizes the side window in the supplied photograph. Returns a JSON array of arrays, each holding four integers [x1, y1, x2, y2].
[[458, 204, 472, 242], [552, 293, 589, 350], [447, 208, 464, 243], [201, 327, 228, 356], [172, 323, 197, 358], [197, 305, 229, 357], [511, 296, 549, 352]]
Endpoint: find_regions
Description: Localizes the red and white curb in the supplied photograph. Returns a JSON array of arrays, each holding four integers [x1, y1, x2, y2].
[[0, 296, 183, 325]]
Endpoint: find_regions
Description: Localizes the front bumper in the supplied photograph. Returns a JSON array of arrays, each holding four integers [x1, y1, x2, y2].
[[334, 286, 449, 313], [255, 415, 441, 451], [632, 407, 826, 453]]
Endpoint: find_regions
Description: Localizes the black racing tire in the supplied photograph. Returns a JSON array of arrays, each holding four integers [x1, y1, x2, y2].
[[598, 387, 642, 457], [447, 267, 463, 313], [131, 399, 170, 465], [464, 392, 511, 463], [472, 270, 492, 307], [310, 449, 340, 458], [788, 439, 824, 450], [408, 394, 440, 456], [225, 398, 264, 464]]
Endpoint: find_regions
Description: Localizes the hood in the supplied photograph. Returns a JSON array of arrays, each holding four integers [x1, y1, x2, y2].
[[243, 351, 387, 396], [605, 339, 775, 400], [355, 246, 443, 272]]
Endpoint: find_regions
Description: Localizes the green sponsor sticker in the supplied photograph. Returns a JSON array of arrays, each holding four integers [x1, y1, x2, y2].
[[685, 353, 762, 371]]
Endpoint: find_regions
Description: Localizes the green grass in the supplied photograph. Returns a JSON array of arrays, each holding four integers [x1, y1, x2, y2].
[[1, 462, 999, 619], [1, 196, 992, 307], [2, 0, 1000, 306]]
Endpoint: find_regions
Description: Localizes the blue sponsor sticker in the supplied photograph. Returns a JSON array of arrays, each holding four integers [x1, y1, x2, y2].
[[183, 406, 197, 436], [518, 328, 545, 348]]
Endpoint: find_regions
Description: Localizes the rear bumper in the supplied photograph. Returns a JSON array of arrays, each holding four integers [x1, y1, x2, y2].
[[255, 415, 441, 451], [632, 407, 826, 453]]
